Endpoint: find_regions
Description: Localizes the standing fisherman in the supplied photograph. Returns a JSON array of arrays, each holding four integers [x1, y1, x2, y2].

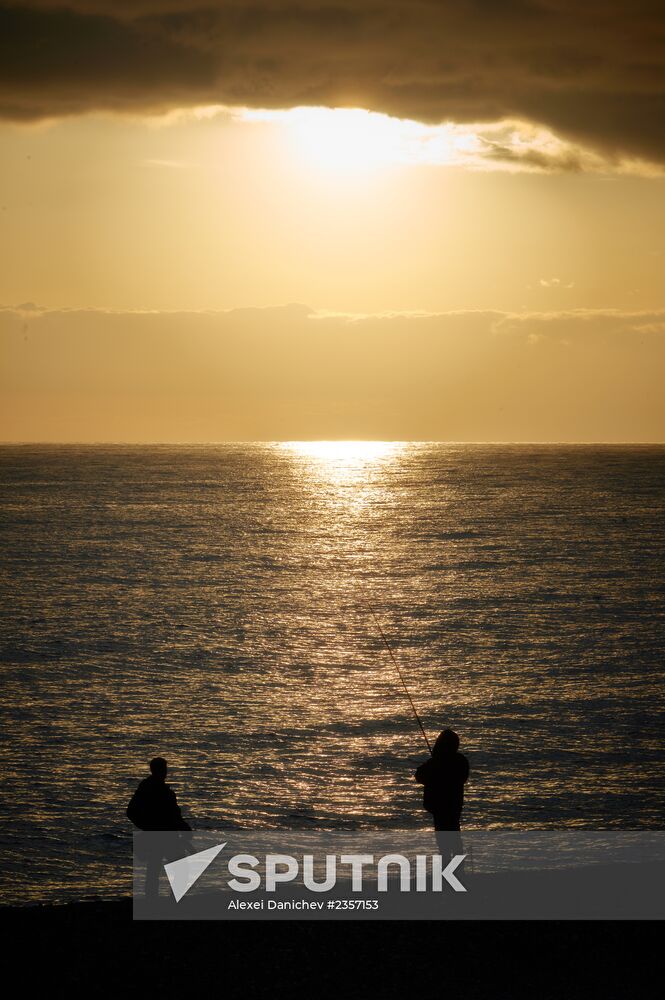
[[127, 757, 192, 900], [359, 591, 469, 855], [127, 757, 191, 832], [415, 729, 469, 859]]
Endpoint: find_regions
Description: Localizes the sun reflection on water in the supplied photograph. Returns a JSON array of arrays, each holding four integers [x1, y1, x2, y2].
[[280, 440, 406, 476], [282, 440, 404, 461], [278, 441, 408, 511]]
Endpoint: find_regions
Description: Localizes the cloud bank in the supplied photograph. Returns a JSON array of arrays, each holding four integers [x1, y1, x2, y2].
[[0, 2, 664, 168], [1, 304, 663, 441]]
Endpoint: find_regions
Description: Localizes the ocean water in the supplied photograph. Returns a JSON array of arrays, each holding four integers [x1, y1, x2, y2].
[[1, 443, 664, 904]]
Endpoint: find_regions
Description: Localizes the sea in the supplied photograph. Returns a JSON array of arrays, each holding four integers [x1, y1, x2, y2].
[[1, 443, 663, 904]]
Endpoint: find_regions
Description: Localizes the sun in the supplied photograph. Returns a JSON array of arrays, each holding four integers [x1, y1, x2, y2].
[[236, 106, 477, 173], [284, 107, 406, 171]]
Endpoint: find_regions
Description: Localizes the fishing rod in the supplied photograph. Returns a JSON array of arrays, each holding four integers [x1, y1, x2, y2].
[[359, 590, 433, 754]]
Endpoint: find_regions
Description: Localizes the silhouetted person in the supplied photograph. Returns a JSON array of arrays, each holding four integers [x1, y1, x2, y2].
[[127, 757, 191, 900], [415, 729, 469, 860], [127, 757, 191, 832]]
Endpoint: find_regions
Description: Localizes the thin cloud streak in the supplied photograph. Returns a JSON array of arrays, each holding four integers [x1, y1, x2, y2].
[[2, 305, 663, 442]]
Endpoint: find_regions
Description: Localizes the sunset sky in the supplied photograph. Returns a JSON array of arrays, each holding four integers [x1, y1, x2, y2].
[[1, 0, 663, 441]]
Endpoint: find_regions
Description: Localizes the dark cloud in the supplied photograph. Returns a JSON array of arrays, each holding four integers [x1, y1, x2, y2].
[[0, 1, 664, 164]]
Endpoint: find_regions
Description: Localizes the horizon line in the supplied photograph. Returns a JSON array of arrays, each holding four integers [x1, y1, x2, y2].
[[2, 440, 665, 447]]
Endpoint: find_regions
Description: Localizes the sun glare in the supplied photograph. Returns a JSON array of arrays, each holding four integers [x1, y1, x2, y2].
[[236, 106, 478, 172]]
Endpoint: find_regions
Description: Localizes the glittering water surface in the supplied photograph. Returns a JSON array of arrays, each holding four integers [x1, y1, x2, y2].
[[1, 443, 664, 903]]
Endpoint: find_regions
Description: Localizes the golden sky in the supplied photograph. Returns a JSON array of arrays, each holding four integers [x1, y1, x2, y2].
[[1, 1, 663, 441]]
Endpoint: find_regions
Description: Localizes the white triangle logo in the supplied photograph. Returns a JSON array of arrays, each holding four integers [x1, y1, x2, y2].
[[164, 842, 226, 902]]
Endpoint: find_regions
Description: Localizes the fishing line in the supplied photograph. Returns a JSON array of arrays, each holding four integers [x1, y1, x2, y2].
[[359, 589, 432, 754]]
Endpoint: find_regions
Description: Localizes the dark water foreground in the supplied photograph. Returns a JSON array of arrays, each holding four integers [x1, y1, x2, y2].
[[3, 897, 661, 999]]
